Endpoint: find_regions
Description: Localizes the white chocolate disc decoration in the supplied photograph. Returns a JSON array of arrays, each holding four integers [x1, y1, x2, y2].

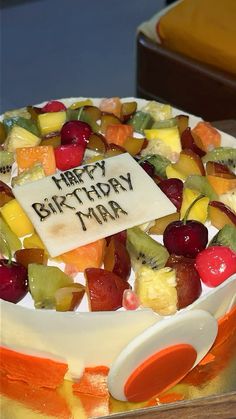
[[107, 309, 218, 401]]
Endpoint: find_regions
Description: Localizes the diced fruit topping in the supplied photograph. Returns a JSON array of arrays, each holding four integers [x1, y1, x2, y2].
[[149, 212, 180, 235], [195, 246, 236, 287], [41, 100, 67, 113], [0, 199, 34, 237], [0, 151, 14, 184], [202, 147, 236, 172], [15, 248, 47, 268], [54, 143, 85, 171], [180, 127, 205, 157], [28, 263, 73, 309], [163, 219, 208, 258], [127, 227, 169, 271], [0, 180, 14, 207], [165, 255, 202, 309], [0, 216, 22, 254], [4, 125, 41, 153], [0, 258, 28, 303], [105, 124, 134, 147], [208, 201, 236, 229], [120, 101, 137, 122], [104, 237, 131, 281], [158, 178, 183, 210], [134, 266, 177, 315], [60, 120, 92, 147], [16, 145, 56, 176], [122, 289, 140, 310], [180, 188, 209, 224], [85, 268, 130, 311], [99, 97, 122, 118], [38, 111, 66, 135], [192, 121, 221, 152], [184, 175, 218, 201], [11, 163, 45, 187], [60, 239, 105, 272], [209, 224, 236, 253], [127, 111, 154, 134], [166, 149, 205, 181], [55, 283, 85, 312], [139, 154, 171, 179], [144, 126, 181, 155]]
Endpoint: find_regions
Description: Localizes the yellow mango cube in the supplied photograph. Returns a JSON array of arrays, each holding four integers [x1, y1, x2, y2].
[[0, 199, 34, 237], [180, 188, 209, 223], [23, 232, 46, 249], [166, 164, 186, 180], [38, 111, 66, 135], [144, 126, 181, 154]]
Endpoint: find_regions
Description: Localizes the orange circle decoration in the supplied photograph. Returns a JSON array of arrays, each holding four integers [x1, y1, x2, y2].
[[124, 344, 197, 402]]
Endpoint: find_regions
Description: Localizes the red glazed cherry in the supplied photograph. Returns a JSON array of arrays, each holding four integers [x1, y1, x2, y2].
[[195, 246, 236, 287], [0, 259, 28, 303], [163, 220, 208, 258], [60, 121, 92, 147], [41, 100, 66, 113]]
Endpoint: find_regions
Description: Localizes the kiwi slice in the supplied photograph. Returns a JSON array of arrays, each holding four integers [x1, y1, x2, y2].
[[0, 150, 14, 183], [202, 147, 236, 172], [139, 154, 171, 178], [127, 226, 169, 271], [185, 175, 218, 201], [209, 224, 236, 252], [28, 263, 73, 309], [0, 216, 22, 255]]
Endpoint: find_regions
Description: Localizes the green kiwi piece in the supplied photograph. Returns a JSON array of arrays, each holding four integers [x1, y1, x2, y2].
[[185, 175, 218, 201], [28, 263, 73, 309], [127, 226, 169, 271], [127, 111, 154, 134], [209, 224, 236, 252], [0, 216, 22, 255], [0, 150, 14, 183], [139, 154, 171, 178], [202, 147, 236, 172], [3, 116, 40, 137]]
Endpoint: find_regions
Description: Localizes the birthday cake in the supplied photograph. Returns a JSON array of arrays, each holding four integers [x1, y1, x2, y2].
[[0, 97, 236, 402]]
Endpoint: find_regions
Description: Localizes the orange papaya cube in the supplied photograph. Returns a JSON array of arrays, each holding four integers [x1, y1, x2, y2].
[[105, 124, 134, 147], [192, 121, 221, 152], [16, 145, 56, 176], [60, 238, 106, 272], [99, 97, 122, 118], [207, 174, 236, 195]]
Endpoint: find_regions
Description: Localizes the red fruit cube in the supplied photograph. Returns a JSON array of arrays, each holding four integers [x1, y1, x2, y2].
[[85, 268, 130, 311], [54, 144, 85, 171]]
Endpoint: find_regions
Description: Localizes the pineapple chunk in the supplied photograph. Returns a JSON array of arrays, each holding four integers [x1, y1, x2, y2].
[[141, 101, 172, 121], [135, 266, 177, 315], [38, 111, 66, 135], [144, 126, 182, 154], [4, 125, 41, 152]]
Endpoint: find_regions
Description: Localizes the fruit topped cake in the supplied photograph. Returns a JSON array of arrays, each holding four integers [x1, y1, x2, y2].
[[0, 97, 236, 403]]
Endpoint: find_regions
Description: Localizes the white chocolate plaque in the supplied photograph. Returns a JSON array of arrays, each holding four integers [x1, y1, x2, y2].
[[13, 153, 175, 257]]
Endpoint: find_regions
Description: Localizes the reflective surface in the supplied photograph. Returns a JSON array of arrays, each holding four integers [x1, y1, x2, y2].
[[1, 329, 236, 419]]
